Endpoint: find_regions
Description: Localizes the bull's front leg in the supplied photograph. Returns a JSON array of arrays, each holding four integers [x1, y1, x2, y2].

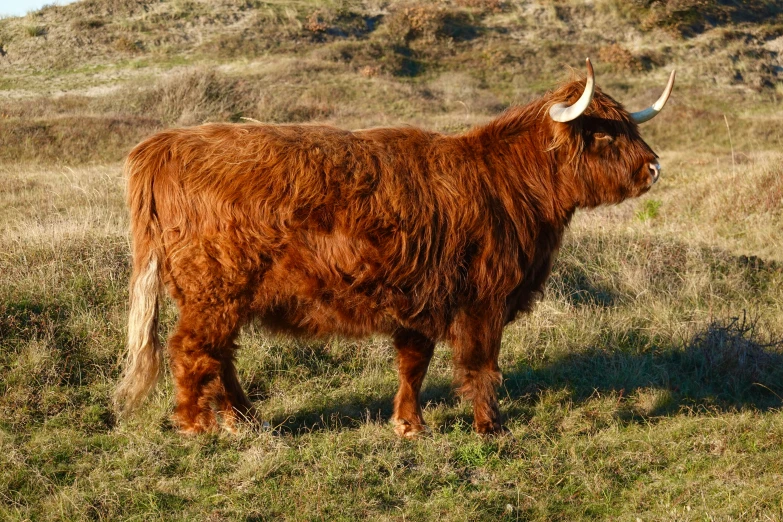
[[392, 329, 435, 438], [448, 306, 506, 435]]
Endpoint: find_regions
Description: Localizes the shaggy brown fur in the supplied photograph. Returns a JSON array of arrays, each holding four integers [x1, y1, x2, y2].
[[115, 76, 662, 436]]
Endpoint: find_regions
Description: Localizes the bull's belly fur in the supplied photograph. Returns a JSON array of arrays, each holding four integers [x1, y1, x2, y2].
[[253, 294, 404, 339], [162, 230, 497, 342], [160, 228, 556, 346]]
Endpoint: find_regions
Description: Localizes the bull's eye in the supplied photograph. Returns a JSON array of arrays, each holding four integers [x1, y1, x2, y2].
[[590, 132, 614, 153]]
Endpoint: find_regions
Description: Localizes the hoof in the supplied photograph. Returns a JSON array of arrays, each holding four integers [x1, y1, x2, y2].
[[393, 419, 432, 439], [174, 403, 259, 436], [474, 421, 511, 438], [219, 418, 270, 435], [175, 421, 218, 435], [172, 409, 218, 435], [217, 407, 258, 435]]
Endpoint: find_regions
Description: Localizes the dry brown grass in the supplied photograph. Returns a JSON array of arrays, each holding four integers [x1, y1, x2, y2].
[[0, 116, 159, 165]]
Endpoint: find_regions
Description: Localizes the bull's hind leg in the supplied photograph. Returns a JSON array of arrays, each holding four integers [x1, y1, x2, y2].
[[449, 308, 506, 436], [168, 305, 253, 434], [392, 329, 435, 438]]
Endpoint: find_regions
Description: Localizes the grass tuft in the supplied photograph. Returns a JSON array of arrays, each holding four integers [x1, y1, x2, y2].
[[24, 25, 46, 37], [683, 312, 783, 401], [635, 198, 662, 222]]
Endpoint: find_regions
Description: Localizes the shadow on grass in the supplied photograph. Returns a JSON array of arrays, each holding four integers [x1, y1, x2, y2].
[[502, 313, 783, 419], [0, 300, 87, 385], [0, 299, 117, 431], [262, 236, 783, 435], [265, 313, 783, 436]]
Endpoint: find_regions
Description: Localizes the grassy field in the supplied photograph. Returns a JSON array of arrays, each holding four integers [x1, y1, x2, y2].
[[2, 0, 783, 520]]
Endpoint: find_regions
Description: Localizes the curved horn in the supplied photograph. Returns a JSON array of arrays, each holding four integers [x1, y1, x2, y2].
[[630, 70, 676, 124], [549, 58, 595, 123]]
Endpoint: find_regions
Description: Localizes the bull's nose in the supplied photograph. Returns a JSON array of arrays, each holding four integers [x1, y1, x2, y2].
[[648, 163, 661, 183]]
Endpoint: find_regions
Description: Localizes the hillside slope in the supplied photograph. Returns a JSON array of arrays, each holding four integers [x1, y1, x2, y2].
[[1, 0, 782, 152]]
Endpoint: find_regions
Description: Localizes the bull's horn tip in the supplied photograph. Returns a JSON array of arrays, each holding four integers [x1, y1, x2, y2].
[[549, 59, 596, 123], [630, 69, 676, 123]]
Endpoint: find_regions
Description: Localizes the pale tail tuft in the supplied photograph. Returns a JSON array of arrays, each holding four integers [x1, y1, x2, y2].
[[114, 254, 162, 415]]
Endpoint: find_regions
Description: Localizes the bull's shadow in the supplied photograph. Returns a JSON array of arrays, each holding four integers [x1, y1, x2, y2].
[[502, 313, 783, 418], [253, 312, 783, 436]]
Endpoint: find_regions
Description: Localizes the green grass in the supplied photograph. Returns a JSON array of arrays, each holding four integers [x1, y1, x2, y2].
[[1, 158, 782, 519], [24, 25, 45, 37], [2, 0, 783, 520], [635, 199, 662, 222]]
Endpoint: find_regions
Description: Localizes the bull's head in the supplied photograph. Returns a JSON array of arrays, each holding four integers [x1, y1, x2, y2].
[[546, 58, 675, 207]]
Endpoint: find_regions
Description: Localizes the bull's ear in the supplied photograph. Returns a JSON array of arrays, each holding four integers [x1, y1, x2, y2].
[[630, 70, 676, 124], [549, 58, 595, 123]]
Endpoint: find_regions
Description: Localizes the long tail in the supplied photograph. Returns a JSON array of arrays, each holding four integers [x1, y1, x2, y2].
[[114, 140, 166, 416]]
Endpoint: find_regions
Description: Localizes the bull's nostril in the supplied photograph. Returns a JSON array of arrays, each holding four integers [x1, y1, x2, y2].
[[649, 163, 661, 183]]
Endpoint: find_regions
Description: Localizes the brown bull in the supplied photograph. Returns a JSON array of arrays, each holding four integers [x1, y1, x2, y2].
[[115, 59, 675, 436]]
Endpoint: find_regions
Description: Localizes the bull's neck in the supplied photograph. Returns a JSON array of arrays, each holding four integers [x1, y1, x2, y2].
[[461, 121, 580, 235]]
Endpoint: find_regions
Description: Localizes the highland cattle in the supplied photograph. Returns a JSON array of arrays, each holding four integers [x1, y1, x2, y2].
[[115, 59, 675, 436]]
